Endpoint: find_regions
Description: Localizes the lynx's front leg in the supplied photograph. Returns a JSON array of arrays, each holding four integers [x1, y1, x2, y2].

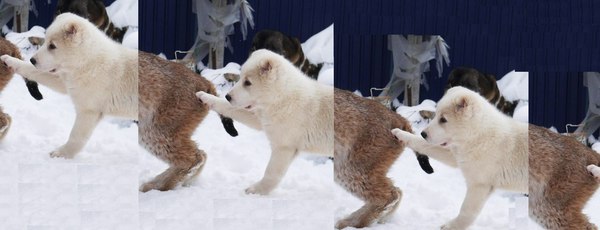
[[196, 91, 262, 130], [50, 111, 102, 158], [245, 146, 298, 195]]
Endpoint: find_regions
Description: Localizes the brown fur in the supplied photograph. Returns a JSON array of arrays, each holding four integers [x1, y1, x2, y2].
[[529, 124, 600, 229], [138, 51, 216, 192], [0, 37, 19, 140], [334, 88, 413, 229]]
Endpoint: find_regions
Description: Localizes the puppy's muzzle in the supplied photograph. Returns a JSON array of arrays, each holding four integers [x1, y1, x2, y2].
[[421, 131, 428, 139]]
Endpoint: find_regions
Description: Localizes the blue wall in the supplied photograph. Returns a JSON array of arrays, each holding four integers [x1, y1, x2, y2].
[[4, 0, 116, 29], [334, 0, 598, 131], [139, 0, 334, 63]]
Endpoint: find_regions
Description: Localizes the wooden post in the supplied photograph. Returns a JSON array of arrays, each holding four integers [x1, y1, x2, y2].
[[13, 0, 29, 33], [404, 35, 421, 106], [208, 0, 226, 69]]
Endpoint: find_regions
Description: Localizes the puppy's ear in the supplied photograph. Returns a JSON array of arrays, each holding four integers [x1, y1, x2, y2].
[[258, 58, 273, 77], [454, 95, 473, 118], [62, 22, 83, 44]]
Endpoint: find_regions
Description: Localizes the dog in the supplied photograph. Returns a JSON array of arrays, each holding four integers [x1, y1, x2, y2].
[[197, 49, 334, 195], [23, 0, 129, 102], [250, 30, 322, 79], [55, 0, 127, 43], [446, 67, 517, 116], [392, 86, 528, 229], [139, 50, 237, 192], [198, 49, 430, 229], [1, 13, 137, 158], [529, 125, 600, 229]]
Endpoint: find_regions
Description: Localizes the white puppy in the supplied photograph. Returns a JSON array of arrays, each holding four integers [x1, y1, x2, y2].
[[1, 13, 137, 158], [392, 86, 528, 230], [196, 49, 334, 195]]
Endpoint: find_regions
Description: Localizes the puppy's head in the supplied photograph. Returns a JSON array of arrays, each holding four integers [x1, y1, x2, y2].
[[31, 13, 89, 73], [0, 37, 21, 76], [226, 49, 284, 110], [422, 87, 483, 147]]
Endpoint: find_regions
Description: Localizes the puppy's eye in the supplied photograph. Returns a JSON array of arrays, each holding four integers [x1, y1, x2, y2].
[[49, 43, 56, 50], [243, 80, 252, 86], [440, 117, 447, 123]]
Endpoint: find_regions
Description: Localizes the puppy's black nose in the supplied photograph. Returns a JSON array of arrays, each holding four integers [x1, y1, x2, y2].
[[421, 132, 428, 139], [30, 58, 37, 65], [225, 94, 232, 102]]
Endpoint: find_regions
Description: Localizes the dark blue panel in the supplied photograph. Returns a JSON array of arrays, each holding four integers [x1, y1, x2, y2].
[[140, 0, 333, 63], [5, 0, 116, 29], [529, 72, 588, 133]]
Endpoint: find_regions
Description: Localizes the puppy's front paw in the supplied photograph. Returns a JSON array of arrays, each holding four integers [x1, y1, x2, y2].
[[244, 182, 271, 195], [587, 165, 600, 181], [49, 147, 75, 159], [1, 54, 20, 72], [391, 128, 412, 143], [441, 219, 466, 230], [195, 91, 218, 108]]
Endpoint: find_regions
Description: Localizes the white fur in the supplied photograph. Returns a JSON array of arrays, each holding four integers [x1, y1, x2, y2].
[[392, 86, 528, 230], [588, 164, 600, 181], [197, 49, 333, 195], [0, 13, 137, 158]]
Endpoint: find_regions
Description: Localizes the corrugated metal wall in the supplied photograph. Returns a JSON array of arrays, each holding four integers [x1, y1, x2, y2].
[[335, 0, 598, 131], [7, 0, 598, 132], [7, 0, 116, 28], [139, 0, 334, 63]]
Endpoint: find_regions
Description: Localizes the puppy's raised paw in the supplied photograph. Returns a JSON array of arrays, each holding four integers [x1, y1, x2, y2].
[[0, 54, 19, 72], [587, 164, 600, 181], [391, 128, 412, 143], [195, 91, 218, 107]]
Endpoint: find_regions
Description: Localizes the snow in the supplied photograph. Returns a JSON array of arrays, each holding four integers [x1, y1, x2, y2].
[[301, 24, 333, 64], [107, 0, 139, 49], [5, 26, 46, 59], [302, 24, 334, 86]]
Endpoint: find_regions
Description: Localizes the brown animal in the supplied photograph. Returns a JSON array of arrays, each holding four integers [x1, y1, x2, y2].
[[334, 88, 423, 229], [250, 30, 323, 79], [0, 37, 20, 139], [529, 124, 600, 229], [139, 51, 234, 192], [446, 67, 517, 116]]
